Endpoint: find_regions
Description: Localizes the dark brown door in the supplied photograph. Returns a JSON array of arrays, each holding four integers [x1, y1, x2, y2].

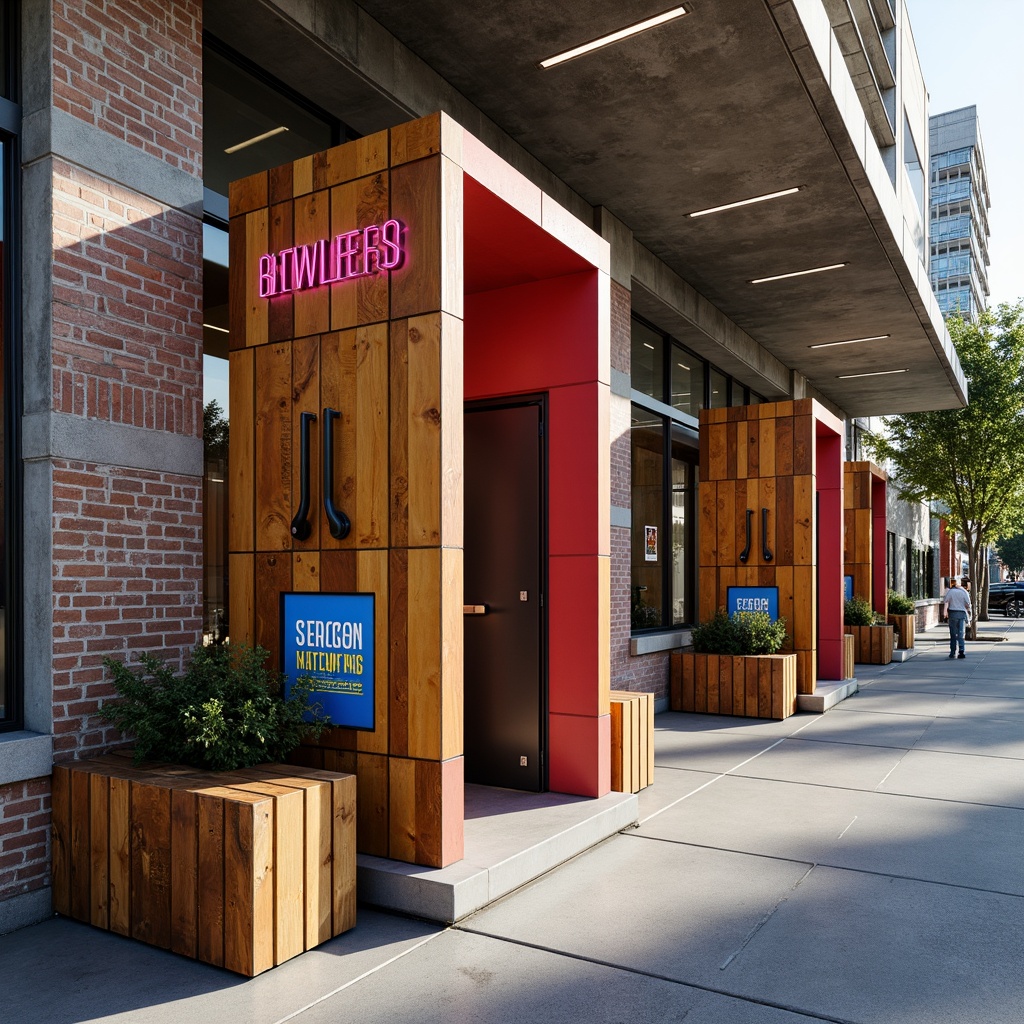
[[463, 399, 545, 791]]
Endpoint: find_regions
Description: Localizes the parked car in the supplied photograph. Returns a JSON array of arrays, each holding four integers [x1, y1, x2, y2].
[[987, 582, 1024, 617]]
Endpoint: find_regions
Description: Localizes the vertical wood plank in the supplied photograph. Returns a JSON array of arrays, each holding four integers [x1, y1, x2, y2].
[[610, 699, 623, 791], [293, 190, 331, 337], [130, 782, 172, 949], [51, 766, 71, 917], [89, 772, 109, 929], [407, 547, 442, 761], [356, 752, 389, 858], [70, 769, 91, 922], [255, 342, 294, 551], [267, 200, 295, 343], [197, 792, 225, 968], [228, 347, 255, 554], [390, 156, 442, 320], [332, 774, 358, 936], [291, 333, 321, 550], [108, 775, 130, 937], [224, 794, 275, 978], [170, 789, 199, 959]]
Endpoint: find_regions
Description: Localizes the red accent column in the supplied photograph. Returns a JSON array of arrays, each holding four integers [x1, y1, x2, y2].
[[816, 426, 844, 680], [872, 477, 888, 612]]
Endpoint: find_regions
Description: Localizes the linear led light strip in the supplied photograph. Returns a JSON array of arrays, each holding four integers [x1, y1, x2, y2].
[[203, 323, 229, 333], [225, 125, 289, 154], [750, 262, 847, 284], [837, 368, 909, 379], [809, 334, 890, 349], [539, 5, 689, 69], [690, 187, 802, 218]]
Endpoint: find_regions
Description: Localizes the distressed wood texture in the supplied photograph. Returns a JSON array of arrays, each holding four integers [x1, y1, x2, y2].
[[229, 114, 464, 870], [670, 652, 798, 720], [844, 461, 879, 606], [846, 625, 894, 665], [887, 613, 916, 650], [51, 757, 356, 977], [699, 401, 821, 696], [609, 691, 654, 793], [843, 633, 856, 680]]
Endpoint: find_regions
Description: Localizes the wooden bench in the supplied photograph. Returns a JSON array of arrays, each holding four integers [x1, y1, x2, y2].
[[843, 634, 855, 680], [51, 754, 356, 977], [846, 624, 894, 664], [888, 613, 915, 650], [670, 652, 798, 720], [609, 690, 654, 793]]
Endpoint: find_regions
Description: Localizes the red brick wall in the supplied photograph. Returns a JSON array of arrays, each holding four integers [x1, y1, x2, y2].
[[609, 279, 670, 702], [0, 780, 52, 902], [52, 461, 204, 759], [0, 1, 205, 918], [52, 0, 202, 176]]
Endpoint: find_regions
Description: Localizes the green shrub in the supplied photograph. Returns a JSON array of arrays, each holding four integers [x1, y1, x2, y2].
[[887, 589, 915, 615], [101, 642, 330, 771], [691, 609, 788, 655], [844, 595, 876, 626]]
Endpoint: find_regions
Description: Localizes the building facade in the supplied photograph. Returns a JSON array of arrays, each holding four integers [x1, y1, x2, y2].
[[0, 0, 968, 932], [929, 105, 991, 321]]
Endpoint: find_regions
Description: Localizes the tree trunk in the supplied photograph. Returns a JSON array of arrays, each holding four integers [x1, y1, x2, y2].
[[965, 530, 982, 641], [980, 550, 990, 621]]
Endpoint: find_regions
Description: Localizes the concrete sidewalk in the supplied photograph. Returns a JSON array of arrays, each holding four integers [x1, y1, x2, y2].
[[5, 619, 1024, 1023]]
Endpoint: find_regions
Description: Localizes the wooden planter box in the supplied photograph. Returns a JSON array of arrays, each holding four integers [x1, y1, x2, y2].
[[51, 754, 356, 977], [670, 651, 797, 720], [887, 613, 915, 650], [842, 634, 855, 680], [846, 624, 894, 664], [610, 690, 654, 793]]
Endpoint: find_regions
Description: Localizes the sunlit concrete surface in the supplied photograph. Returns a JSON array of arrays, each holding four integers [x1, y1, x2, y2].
[[5, 618, 1024, 1023]]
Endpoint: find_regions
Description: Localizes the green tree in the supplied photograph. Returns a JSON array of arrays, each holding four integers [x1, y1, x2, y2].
[[866, 303, 1024, 637], [204, 399, 229, 463], [995, 531, 1024, 580]]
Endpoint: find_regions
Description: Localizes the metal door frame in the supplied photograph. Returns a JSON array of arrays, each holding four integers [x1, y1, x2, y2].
[[464, 392, 549, 791]]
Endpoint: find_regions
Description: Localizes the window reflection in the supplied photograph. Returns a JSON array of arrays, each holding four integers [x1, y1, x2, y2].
[[630, 320, 663, 402], [671, 344, 702, 419], [630, 407, 664, 629], [671, 435, 697, 626]]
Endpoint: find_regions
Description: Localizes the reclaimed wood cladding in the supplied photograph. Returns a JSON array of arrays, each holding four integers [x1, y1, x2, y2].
[[844, 462, 874, 605], [699, 401, 818, 695], [228, 114, 462, 869]]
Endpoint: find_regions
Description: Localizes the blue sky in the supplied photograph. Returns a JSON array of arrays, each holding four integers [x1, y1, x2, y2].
[[905, 0, 1024, 309]]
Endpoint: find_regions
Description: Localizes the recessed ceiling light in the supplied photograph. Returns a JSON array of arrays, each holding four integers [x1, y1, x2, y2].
[[836, 368, 909, 379], [750, 263, 848, 284], [809, 334, 890, 349], [203, 323, 230, 333], [689, 186, 802, 218], [643, 342, 655, 350], [539, 6, 689, 69], [224, 126, 289, 154], [677, 361, 690, 370]]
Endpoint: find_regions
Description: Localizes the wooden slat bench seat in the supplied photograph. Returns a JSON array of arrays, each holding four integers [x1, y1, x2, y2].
[[51, 754, 356, 977], [609, 690, 654, 793]]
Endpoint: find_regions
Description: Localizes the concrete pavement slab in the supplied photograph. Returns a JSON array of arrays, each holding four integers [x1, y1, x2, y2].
[[834, 688, 959, 716], [877, 748, 1024, 807], [637, 766, 721, 821], [637, 773, 1024, 895], [955, 676, 1024, 698], [653, 730, 811, 774], [942, 693, 1024, 721], [728, 737, 908, 790], [794, 709, 934, 748], [910, 715, 1024, 759], [1, 910, 440, 1024], [288, 927, 827, 1024], [464, 833, 813, 984], [714, 864, 1024, 1024]]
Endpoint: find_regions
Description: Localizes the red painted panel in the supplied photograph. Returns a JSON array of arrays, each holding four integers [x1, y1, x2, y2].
[[548, 713, 610, 797], [872, 478, 888, 614], [440, 757, 464, 867], [816, 430, 845, 680], [464, 272, 600, 397], [548, 555, 605, 716]]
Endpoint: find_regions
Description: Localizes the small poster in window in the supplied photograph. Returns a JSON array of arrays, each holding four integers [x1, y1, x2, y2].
[[645, 525, 658, 561]]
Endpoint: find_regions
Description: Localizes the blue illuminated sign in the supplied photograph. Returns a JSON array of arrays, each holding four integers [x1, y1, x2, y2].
[[726, 586, 779, 621], [844, 575, 854, 602], [281, 592, 375, 730]]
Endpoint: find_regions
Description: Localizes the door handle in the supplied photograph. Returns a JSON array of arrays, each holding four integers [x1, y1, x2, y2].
[[322, 407, 351, 540], [463, 605, 489, 615], [290, 411, 316, 541]]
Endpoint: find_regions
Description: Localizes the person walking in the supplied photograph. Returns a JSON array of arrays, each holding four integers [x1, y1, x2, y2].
[[942, 577, 972, 659]]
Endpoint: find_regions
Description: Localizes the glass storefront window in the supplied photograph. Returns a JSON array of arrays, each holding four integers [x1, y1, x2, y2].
[[630, 408, 664, 629], [671, 345, 702, 419], [671, 438, 697, 626], [203, 41, 339, 200], [631, 319, 664, 402], [0, 139, 6, 721], [708, 368, 728, 409]]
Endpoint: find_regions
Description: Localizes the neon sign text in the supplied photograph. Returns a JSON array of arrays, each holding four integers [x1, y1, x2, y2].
[[258, 219, 404, 298]]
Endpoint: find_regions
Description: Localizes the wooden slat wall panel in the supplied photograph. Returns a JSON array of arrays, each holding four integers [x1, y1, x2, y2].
[[51, 766, 71, 917], [232, 123, 462, 872], [669, 654, 796, 719], [130, 781, 172, 949], [70, 769, 90, 922], [169, 789, 198, 959], [698, 402, 832, 700]]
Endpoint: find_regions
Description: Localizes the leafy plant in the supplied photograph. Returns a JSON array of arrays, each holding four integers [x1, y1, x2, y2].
[[844, 596, 876, 626], [101, 642, 330, 771], [887, 589, 916, 615], [691, 610, 788, 655]]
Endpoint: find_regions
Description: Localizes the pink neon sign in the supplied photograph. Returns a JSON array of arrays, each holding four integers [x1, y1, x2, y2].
[[258, 219, 404, 298]]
